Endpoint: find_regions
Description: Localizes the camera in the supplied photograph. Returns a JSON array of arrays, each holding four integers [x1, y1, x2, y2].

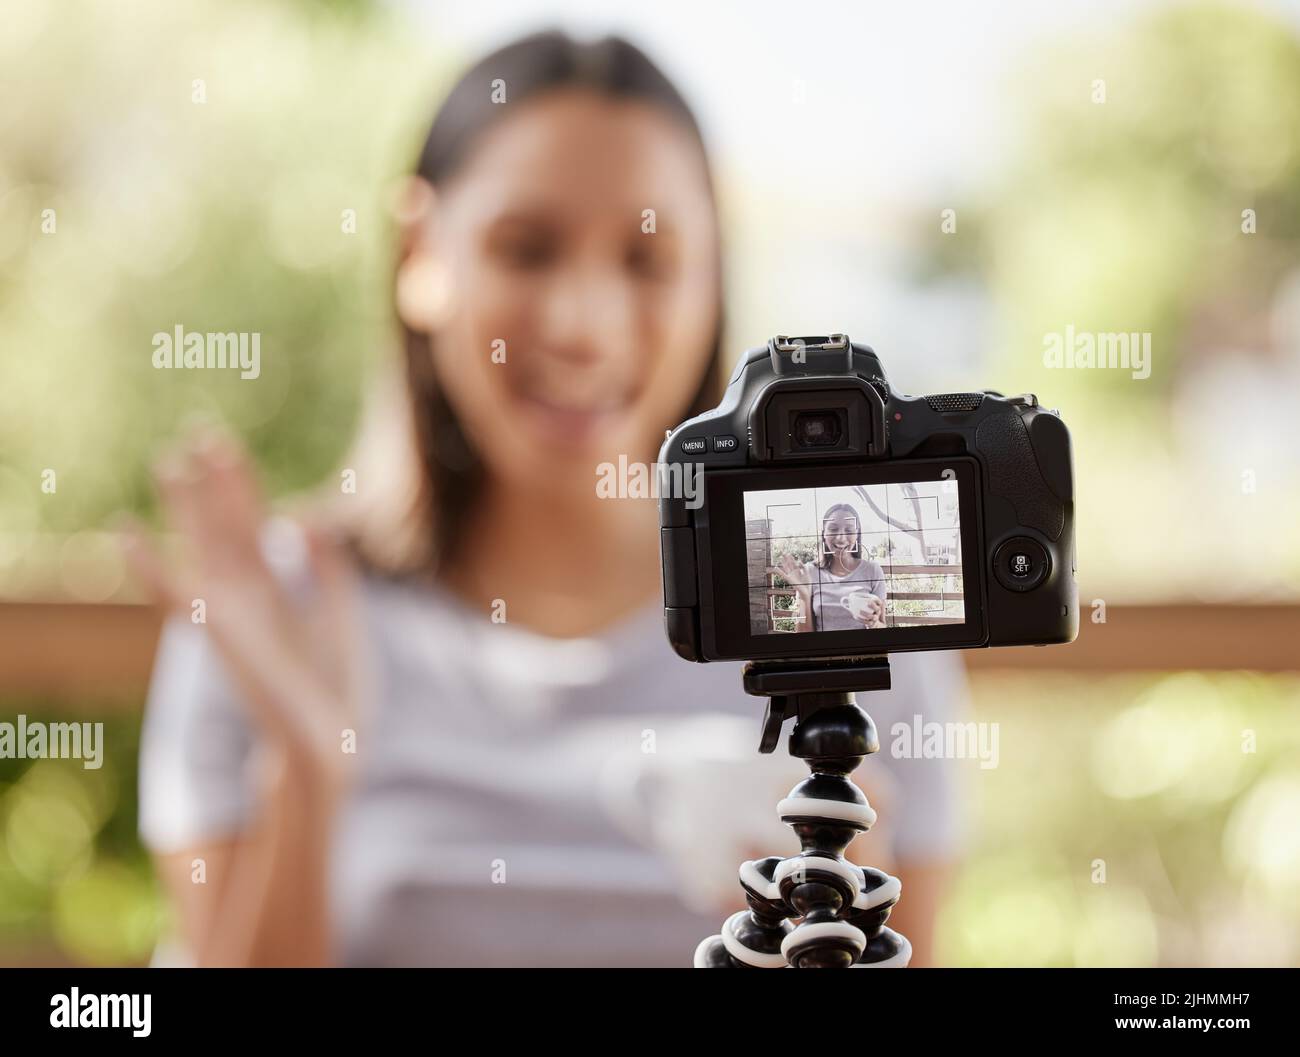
[[658, 334, 1078, 662]]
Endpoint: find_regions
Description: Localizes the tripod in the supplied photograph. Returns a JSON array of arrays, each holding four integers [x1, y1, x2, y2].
[[693, 657, 911, 969]]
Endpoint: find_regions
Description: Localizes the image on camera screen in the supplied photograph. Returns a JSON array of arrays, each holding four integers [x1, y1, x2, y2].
[[743, 480, 965, 635]]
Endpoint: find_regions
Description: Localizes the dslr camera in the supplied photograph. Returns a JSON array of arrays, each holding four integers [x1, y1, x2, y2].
[[658, 334, 1077, 663]]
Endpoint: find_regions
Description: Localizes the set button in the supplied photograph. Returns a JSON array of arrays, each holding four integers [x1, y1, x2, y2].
[[992, 537, 1050, 592]]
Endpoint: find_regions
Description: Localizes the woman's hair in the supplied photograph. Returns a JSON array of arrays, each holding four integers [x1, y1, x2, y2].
[[346, 29, 727, 581], [816, 503, 862, 567]]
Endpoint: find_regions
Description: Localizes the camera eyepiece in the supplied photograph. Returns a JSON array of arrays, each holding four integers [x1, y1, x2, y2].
[[747, 337, 887, 462], [792, 410, 845, 449]]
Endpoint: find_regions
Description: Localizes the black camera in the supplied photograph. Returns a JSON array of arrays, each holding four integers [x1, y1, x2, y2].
[[658, 334, 1078, 662]]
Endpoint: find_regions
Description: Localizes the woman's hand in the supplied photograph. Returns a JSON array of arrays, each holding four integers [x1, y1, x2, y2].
[[777, 553, 812, 599], [121, 426, 365, 795], [777, 552, 804, 585], [848, 593, 886, 627], [862, 594, 884, 624], [776, 553, 813, 629]]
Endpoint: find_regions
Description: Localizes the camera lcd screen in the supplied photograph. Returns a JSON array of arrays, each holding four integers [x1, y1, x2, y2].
[[700, 458, 986, 659], [743, 480, 964, 635]]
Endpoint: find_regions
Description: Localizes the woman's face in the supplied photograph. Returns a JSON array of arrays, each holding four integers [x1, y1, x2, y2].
[[823, 514, 859, 557], [399, 88, 721, 492]]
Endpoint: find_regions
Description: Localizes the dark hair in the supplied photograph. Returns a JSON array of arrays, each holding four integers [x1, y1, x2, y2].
[[816, 503, 862, 568], [370, 29, 726, 580]]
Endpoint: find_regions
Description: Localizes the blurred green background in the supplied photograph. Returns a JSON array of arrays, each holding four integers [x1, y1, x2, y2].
[[952, 672, 1300, 966], [2, 0, 1299, 965]]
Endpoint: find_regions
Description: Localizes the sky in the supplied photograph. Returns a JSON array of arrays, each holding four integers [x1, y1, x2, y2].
[[394, 0, 1300, 385], [403, 0, 1300, 204]]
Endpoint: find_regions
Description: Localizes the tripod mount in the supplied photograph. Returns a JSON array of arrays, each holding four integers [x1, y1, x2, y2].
[[693, 656, 911, 969]]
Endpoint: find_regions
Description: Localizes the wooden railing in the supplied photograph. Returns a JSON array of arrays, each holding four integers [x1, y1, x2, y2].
[[2, 600, 1298, 709], [765, 562, 965, 627]]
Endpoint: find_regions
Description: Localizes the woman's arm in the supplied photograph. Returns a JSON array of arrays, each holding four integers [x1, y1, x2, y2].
[[877, 858, 951, 968], [153, 749, 344, 966], [777, 554, 815, 631], [867, 561, 889, 627], [843, 776, 949, 967], [126, 427, 365, 967], [792, 582, 814, 631]]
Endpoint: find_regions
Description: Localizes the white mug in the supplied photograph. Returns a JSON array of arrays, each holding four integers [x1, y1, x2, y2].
[[840, 590, 879, 622], [598, 715, 805, 913]]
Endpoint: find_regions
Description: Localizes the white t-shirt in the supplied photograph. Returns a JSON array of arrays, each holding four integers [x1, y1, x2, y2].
[[801, 556, 888, 632], [138, 532, 971, 967]]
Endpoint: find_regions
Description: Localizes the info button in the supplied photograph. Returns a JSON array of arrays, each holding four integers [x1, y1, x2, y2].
[[711, 435, 739, 452]]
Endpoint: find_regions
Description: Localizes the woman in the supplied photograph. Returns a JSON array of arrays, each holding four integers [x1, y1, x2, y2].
[[780, 502, 888, 631], [126, 29, 968, 967]]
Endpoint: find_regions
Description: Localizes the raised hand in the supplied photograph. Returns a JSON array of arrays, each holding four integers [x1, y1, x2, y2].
[[121, 426, 366, 792]]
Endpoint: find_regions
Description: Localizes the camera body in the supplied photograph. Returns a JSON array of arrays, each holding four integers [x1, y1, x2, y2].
[[658, 334, 1077, 662]]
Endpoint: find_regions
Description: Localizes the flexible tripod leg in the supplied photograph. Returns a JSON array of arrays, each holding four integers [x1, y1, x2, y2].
[[694, 698, 910, 968]]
